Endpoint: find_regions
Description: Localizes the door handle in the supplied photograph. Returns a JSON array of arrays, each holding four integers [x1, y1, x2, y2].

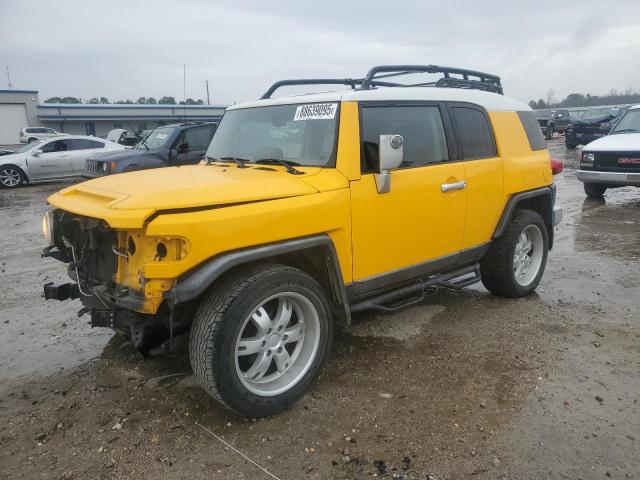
[[59, 154, 70, 157], [441, 180, 467, 192]]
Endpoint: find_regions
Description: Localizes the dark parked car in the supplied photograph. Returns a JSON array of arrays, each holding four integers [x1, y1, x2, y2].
[[85, 122, 218, 177], [534, 109, 572, 140], [564, 107, 627, 149]]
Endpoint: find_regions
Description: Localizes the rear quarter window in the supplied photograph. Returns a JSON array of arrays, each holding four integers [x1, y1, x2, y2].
[[517, 111, 547, 151], [450, 106, 496, 159]]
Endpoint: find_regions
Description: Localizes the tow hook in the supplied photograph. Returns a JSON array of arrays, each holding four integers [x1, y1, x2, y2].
[[43, 282, 80, 301]]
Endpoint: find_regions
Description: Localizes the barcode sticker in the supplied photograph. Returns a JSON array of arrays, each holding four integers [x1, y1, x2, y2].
[[294, 103, 338, 121]]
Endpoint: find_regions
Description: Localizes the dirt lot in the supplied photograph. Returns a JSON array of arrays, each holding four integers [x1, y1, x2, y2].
[[1, 138, 639, 479]]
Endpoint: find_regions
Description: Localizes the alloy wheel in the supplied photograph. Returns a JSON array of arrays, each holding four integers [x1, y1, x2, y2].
[[234, 292, 320, 397], [513, 224, 544, 287], [0, 167, 22, 188]]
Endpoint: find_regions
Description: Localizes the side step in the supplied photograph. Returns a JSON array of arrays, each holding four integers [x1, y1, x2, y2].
[[350, 264, 481, 314]]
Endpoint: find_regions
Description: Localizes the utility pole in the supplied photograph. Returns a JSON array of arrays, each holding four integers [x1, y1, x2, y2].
[[205, 80, 210, 105], [6, 66, 13, 88]]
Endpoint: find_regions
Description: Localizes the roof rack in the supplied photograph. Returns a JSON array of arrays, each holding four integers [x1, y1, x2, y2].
[[260, 64, 503, 99]]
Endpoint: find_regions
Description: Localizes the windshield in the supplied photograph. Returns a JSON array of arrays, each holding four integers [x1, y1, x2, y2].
[[136, 126, 176, 150], [206, 103, 339, 167], [14, 141, 43, 153], [610, 109, 640, 134]]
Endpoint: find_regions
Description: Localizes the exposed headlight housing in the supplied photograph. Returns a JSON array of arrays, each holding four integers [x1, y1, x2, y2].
[[102, 162, 109, 173], [582, 152, 595, 167], [42, 210, 54, 246]]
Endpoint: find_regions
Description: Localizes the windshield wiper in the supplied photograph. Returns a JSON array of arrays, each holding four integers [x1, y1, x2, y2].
[[206, 156, 249, 168], [255, 158, 303, 175]]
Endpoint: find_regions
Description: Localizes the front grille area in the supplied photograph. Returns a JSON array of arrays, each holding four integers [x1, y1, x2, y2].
[[595, 151, 640, 172], [85, 159, 106, 176]]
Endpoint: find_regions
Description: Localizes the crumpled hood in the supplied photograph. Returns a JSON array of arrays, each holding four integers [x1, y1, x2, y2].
[[47, 164, 325, 228], [583, 132, 640, 152]]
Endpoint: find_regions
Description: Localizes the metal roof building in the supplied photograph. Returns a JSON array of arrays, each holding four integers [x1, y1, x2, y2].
[[0, 89, 227, 145]]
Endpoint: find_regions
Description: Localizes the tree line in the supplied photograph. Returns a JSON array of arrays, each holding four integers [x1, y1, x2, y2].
[[43, 96, 206, 105], [529, 88, 640, 110]]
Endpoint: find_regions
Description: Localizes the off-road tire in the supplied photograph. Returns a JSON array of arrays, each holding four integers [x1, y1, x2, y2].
[[583, 182, 607, 199], [189, 263, 333, 417], [545, 125, 554, 140], [480, 210, 549, 298]]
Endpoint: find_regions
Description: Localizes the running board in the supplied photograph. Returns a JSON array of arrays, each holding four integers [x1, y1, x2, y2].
[[350, 264, 480, 314]]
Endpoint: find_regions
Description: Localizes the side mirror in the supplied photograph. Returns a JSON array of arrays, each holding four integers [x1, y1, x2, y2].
[[374, 134, 403, 194], [32, 149, 43, 156], [600, 122, 611, 131]]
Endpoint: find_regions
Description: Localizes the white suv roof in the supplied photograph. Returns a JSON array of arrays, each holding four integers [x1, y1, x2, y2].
[[229, 86, 530, 113]]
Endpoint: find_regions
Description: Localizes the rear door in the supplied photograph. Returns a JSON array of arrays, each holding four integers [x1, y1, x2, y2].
[[68, 138, 106, 173], [448, 104, 504, 249]]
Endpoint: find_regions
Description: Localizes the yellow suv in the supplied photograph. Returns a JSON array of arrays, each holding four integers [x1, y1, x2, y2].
[[42, 65, 561, 416]]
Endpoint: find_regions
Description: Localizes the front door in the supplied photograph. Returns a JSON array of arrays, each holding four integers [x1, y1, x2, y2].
[[28, 139, 73, 180], [350, 103, 467, 283], [170, 124, 217, 166]]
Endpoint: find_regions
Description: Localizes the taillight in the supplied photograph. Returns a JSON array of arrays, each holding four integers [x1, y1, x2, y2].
[[551, 158, 563, 175]]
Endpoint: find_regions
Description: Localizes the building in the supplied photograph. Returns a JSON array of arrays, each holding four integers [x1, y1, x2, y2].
[[0, 90, 40, 144], [0, 89, 226, 145]]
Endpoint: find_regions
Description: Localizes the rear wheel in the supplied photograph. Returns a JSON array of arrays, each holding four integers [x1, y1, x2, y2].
[[189, 263, 333, 417], [481, 210, 548, 298], [0, 165, 25, 188], [27, 137, 38, 143], [584, 182, 607, 198]]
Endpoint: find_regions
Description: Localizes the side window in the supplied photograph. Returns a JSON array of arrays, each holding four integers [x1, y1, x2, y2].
[[40, 140, 68, 153], [69, 139, 104, 150], [517, 111, 546, 151], [451, 106, 496, 159], [360, 105, 449, 172], [183, 125, 216, 151]]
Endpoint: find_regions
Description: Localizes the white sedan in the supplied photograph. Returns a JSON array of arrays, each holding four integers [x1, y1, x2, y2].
[[0, 135, 126, 189]]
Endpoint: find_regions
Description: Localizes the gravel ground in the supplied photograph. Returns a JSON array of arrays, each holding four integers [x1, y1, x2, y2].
[[0, 137, 638, 479]]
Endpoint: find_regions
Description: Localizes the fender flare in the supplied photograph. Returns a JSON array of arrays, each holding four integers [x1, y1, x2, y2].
[[492, 185, 555, 248], [167, 234, 351, 324]]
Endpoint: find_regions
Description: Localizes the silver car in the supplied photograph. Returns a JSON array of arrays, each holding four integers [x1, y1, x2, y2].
[[0, 135, 126, 188], [19, 126, 62, 144]]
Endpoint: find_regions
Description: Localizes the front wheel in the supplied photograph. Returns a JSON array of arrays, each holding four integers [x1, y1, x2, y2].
[[584, 182, 607, 198], [545, 125, 554, 140], [480, 210, 549, 298], [189, 263, 333, 417], [0, 165, 25, 188]]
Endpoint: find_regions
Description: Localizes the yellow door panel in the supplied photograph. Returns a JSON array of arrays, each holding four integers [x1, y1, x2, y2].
[[461, 157, 504, 248], [350, 163, 466, 281]]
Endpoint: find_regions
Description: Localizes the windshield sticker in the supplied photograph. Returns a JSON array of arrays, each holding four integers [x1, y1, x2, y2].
[[155, 133, 168, 139], [294, 103, 337, 121]]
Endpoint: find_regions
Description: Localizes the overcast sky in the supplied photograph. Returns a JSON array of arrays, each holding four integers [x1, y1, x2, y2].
[[1, 0, 639, 105]]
